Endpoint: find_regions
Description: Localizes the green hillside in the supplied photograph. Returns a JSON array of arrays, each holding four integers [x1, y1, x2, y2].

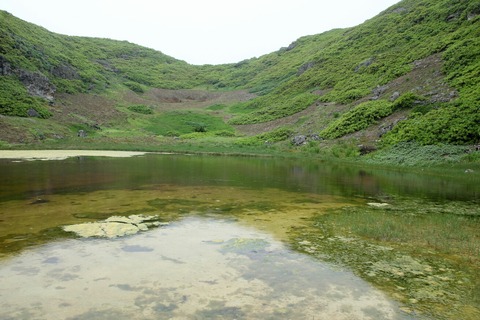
[[0, 0, 479, 164]]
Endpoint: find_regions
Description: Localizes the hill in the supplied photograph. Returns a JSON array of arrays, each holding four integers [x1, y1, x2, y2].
[[0, 0, 479, 164]]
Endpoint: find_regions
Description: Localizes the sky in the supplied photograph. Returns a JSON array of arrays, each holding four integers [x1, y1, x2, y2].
[[1, 0, 400, 65]]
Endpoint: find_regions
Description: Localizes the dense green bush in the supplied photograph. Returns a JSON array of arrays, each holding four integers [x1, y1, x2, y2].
[[392, 92, 425, 109], [382, 101, 480, 145], [235, 128, 294, 146], [124, 81, 145, 93], [127, 104, 153, 114], [320, 100, 394, 139], [186, 121, 207, 132]]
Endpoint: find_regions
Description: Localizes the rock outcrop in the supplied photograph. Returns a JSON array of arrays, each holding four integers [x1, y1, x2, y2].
[[18, 70, 56, 101]]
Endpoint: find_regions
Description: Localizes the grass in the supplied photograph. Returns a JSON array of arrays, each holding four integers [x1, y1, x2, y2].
[[293, 196, 480, 319], [364, 142, 474, 166], [144, 110, 235, 136], [321, 200, 480, 261]]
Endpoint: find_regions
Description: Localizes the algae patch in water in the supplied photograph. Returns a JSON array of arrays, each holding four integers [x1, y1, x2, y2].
[[62, 215, 169, 238], [293, 197, 480, 319]]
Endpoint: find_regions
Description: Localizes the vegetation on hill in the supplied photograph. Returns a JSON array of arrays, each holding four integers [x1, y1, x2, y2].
[[0, 0, 479, 163]]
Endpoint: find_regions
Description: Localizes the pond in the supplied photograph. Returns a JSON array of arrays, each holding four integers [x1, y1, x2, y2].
[[0, 152, 478, 319]]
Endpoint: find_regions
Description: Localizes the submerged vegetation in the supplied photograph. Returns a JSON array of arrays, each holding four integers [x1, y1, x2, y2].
[[294, 197, 480, 319]]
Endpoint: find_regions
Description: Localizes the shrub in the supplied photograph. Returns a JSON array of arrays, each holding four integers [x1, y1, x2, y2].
[[127, 104, 153, 114], [392, 92, 425, 110], [320, 100, 394, 139], [187, 121, 207, 132], [382, 102, 480, 145], [236, 128, 294, 146], [124, 81, 145, 93]]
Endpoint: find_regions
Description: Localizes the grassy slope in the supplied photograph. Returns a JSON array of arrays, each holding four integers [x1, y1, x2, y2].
[[0, 0, 479, 164]]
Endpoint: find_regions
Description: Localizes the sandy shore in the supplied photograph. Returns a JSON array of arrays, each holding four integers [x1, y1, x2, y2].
[[0, 150, 148, 161]]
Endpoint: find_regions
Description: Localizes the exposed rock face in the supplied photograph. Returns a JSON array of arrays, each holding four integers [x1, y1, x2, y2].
[[95, 59, 120, 73], [391, 7, 408, 14], [286, 41, 297, 51], [18, 70, 56, 101], [0, 56, 12, 75], [355, 58, 374, 72], [51, 63, 79, 79], [297, 62, 315, 76]]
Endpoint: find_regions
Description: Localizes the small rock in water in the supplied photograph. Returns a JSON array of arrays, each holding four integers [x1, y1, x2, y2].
[[63, 214, 165, 238]]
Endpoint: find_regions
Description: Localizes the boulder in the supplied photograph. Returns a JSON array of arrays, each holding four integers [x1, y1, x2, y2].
[[27, 108, 41, 118], [358, 144, 377, 155], [292, 135, 307, 146], [372, 85, 389, 100], [390, 91, 401, 101], [51, 63, 79, 79]]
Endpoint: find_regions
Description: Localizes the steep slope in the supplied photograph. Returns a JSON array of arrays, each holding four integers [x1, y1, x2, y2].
[[0, 0, 479, 151], [227, 0, 480, 145]]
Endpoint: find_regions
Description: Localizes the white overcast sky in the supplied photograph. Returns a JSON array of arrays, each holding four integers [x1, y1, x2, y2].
[[1, 0, 400, 65]]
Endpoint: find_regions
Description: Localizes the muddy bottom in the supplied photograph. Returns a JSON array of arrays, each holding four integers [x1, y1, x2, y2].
[[0, 218, 409, 320]]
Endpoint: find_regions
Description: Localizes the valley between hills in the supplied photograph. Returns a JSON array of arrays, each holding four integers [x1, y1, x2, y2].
[[1, 0, 479, 167]]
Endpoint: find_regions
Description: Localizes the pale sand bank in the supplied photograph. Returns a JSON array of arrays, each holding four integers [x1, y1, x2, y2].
[[0, 150, 147, 160]]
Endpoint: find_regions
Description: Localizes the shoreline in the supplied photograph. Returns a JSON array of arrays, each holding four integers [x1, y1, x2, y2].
[[0, 150, 148, 161]]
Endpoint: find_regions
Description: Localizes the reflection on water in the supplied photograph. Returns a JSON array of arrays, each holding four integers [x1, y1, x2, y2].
[[0, 218, 409, 319], [0, 153, 478, 319], [1, 154, 478, 203]]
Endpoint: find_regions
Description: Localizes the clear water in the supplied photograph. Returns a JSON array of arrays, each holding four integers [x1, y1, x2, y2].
[[0, 153, 477, 319]]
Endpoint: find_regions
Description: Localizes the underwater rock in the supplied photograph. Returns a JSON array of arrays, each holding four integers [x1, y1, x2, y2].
[[63, 215, 168, 238]]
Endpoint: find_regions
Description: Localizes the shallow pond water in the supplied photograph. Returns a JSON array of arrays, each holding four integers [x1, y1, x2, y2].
[[0, 217, 409, 319], [0, 153, 478, 319]]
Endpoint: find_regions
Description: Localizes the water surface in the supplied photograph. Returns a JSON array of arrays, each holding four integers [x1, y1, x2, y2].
[[0, 153, 478, 319]]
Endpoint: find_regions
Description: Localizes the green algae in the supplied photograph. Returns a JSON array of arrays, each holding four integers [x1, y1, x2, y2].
[[72, 208, 157, 220], [292, 196, 480, 319]]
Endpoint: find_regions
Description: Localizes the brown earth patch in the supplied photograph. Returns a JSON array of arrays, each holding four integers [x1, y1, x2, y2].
[[122, 89, 256, 111], [0, 116, 33, 144], [235, 102, 349, 136], [53, 93, 127, 126]]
